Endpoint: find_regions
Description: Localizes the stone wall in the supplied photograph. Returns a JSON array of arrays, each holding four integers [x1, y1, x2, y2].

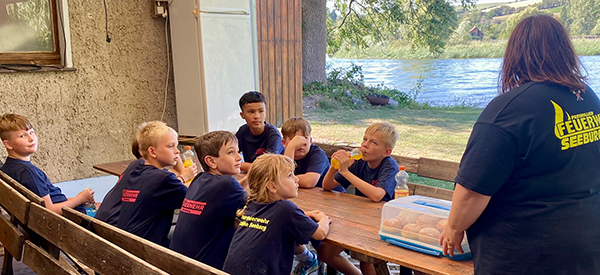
[[0, 0, 178, 182]]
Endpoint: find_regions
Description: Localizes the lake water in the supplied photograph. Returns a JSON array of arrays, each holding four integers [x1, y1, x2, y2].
[[328, 56, 600, 108]]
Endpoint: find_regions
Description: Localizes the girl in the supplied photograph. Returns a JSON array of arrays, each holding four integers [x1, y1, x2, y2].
[[223, 154, 330, 274]]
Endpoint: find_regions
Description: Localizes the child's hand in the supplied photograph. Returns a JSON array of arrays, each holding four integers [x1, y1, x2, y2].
[[288, 135, 309, 150], [77, 188, 95, 204], [332, 150, 351, 172], [180, 162, 198, 182], [305, 210, 329, 223]]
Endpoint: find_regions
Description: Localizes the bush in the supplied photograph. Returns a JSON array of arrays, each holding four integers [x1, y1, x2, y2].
[[303, 64, 423, 109]]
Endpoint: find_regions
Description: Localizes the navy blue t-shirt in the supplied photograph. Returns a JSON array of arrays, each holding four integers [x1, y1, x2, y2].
[[169, 172, 246, 269], [223, 200, 318, 275], [116, 162, 188, 247], [334, 156, 398, 201], [295, 144, 344, 192], [1, 157, 85, 212], [96, 159, 145, 225], [456, 82, 600, 274], [236, 122, 284, 163]]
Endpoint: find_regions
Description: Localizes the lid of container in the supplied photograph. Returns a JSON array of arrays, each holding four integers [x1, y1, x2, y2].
[[399, 166, 406, 171], [185, 146, 191, 149]]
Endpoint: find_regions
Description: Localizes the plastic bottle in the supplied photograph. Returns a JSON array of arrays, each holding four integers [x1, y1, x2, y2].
[[394, 166, 409, 199], [182, 146, 195, 168], [331, 148, 363, 169]]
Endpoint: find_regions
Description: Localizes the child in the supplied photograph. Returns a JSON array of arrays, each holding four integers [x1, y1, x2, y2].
[[114, 121, 188, 247], [320, 122, 399, 275], [222, 154, 330, 274], [0, 114, 94, 215], [281, 117, 345, 192], [169, 131, 247, 269], [96, 134, 196, 225], [236, 91, 284, 172]]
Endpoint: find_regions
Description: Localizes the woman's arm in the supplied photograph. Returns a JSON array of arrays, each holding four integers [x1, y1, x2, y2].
[[439, 183, 491, 257]]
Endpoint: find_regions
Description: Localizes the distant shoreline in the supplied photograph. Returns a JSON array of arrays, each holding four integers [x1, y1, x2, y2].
[[332, 38, 600, 60]]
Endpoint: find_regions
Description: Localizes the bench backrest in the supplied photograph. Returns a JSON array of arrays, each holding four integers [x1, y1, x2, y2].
[[62, 207, 228, 275], [0, 178, 29, 261], [27, 203, 168, 275]]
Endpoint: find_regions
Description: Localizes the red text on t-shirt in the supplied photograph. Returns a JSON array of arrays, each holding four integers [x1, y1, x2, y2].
[[181, 199, 207, 216]]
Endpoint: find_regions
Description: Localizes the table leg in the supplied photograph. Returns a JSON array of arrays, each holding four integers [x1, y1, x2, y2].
[[349, 251, 390, 275]]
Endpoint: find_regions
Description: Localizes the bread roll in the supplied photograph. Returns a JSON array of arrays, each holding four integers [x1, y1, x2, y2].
[[416, 214, 440, 228], [418, 227, 441, 244], [396, 210, 420, 225], [436, 219, 448, 232], [382, 218, 403, 233], [401, 224, 422, 239]]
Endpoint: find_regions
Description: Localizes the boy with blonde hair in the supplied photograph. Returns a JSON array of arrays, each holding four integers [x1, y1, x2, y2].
[[321, 122, 400, 275], [115, 121, 188, 247], [0, 114, 94, 215], [170, 131, 247, 269]]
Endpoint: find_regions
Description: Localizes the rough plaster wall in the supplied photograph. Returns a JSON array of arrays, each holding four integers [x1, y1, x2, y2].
[[0, 0, 178, 182]]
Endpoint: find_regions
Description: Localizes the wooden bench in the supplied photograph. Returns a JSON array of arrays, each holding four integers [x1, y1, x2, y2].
[[62, 208, 227, 275], [0, 171, 225, 275]]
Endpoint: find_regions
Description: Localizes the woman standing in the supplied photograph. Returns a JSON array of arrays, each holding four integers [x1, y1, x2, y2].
[[440, 15, 600, 274]]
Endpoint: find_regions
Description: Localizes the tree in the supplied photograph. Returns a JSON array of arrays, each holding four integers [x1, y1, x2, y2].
[[561, 0, 600, 35], [301, 0, 475, 85], [500, 6, 545, 38]]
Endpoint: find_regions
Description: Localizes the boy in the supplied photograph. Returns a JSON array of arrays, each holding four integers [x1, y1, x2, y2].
[[281, 117, 344, 192], [115, 121, 188, 247], [0, 114, 94, 215], [321, 122, 399, 275], [236, 91, 284, 172], [169, 131, 247, 269], [96, 134, 196, 225]]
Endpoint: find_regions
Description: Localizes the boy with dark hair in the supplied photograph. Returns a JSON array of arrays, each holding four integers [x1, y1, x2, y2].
[[236, 91, 284, 172], [115, 121, 188, 247], [170, 130, 247, 269], [0, 114, 94, 215], [321, 122, 400, 275]]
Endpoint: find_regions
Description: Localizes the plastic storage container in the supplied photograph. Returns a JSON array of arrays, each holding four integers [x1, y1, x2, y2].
[[379, 195, 471, 260]]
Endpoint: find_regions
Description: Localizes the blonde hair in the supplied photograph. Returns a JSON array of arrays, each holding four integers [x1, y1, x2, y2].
[[135, 121, 173, 159], [195, 131, 238, 172], [281, 117, 311, 139], [237, 154, 295, 217], [0, 114, 33, 141], [365, 122, 398, 149]]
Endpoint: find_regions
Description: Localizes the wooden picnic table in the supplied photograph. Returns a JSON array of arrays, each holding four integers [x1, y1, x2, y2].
[[93, 160, 473, 275]]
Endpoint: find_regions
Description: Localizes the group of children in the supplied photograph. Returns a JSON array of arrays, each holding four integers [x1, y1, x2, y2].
[[0, 91, 400, 275]]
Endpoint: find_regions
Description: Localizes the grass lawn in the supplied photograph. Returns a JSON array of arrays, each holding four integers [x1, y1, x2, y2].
[[305, 107, 482, 163]]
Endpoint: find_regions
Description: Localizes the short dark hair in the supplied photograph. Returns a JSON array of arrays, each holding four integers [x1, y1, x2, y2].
[[239, 91, 266, 110], [194, 131, 238, 172], [500, 15, 587, 93]]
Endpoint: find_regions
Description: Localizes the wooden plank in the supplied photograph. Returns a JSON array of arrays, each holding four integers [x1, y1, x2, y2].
[[0, 215, 24, 261], [408, 183, 454, 201], [22, 241, 78, 275], [93, 160, 134, 177], [294, 0, 302, 118], [0, 171, 44, 206], [0, 179, 30, 224], [280, 0, 290, 121], [266, 0, 276, 125], [273, 0, 283, 126], [27, 204, 168, 275], [62, 208, 227, 275], [417, 158, 459, 182], [287, 0, 297, 119]]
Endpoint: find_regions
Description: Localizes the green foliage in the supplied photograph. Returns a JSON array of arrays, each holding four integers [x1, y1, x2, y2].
[[327, 0, 476, 55], [561, 0, 600, 36], [500, 6, 546, 38], [303, 64, 423, 110], [448, 18, 474, 45]]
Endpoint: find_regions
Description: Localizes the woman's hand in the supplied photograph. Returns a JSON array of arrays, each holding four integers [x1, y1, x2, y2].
[[439, 225, 465, 257]]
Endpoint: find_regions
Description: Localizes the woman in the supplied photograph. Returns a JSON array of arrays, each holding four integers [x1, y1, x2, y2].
[[440, 15, 600, 274]]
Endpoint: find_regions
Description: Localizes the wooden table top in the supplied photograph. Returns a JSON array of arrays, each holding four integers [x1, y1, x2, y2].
[[93, 160, 473, 275]]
